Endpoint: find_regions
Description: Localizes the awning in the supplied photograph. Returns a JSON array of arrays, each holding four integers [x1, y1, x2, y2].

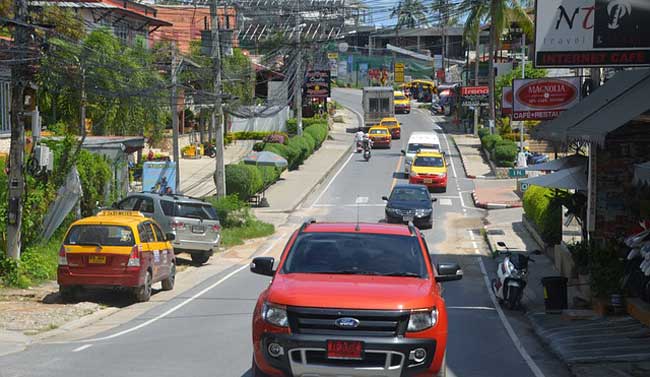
[[521, 166, 587, 191], [532, 69, 650, 146], [634, 162, 650, 185], [524, 154, 587, 171]]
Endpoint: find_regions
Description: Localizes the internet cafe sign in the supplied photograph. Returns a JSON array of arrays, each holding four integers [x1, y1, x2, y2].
[[512, 77, 581, 121], [535, 0, 650, 67], [460, 86, 489, 107]]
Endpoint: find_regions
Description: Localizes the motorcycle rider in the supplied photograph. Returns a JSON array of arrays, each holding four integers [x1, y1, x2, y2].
[[362, 133, 373, 151], [355, 129, 365, 152]]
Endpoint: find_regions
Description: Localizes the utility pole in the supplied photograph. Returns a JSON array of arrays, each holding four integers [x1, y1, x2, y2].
[[487, 0, 497, 126], [171, 42, 180, 192], [6, 0, 30, 259], [80, 66, 86, 137], [294, 2, 303, 136], [473, 27, 480, 136], [519, 32, 525, 156], [211, 0, 226, 197]]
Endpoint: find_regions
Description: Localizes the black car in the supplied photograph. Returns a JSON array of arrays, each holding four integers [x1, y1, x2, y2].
[[382, 184, 437, 229]]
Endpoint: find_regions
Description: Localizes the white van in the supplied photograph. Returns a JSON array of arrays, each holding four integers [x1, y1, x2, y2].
[[402, 132, 441, 173]]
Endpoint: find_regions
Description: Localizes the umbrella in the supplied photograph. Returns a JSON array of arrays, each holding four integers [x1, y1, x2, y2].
[[242, 151, 288, 168], [520, 166, 587, 191], [634, 162, 650, 185]]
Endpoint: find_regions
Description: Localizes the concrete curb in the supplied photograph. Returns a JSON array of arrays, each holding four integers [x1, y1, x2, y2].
[[471, 192, 523, 209]]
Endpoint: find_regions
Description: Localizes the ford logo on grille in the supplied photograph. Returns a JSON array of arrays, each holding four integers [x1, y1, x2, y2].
[[335, 317, 360, 329]]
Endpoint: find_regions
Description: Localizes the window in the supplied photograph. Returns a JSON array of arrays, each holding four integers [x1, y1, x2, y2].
[[370, 129, 387, 135], [407, 143, 439, 153], [139, 198, 155, 214], [160, 200, 174, 216], [379, 98, 389, 110], [151, 223, 165, 242], [369, 98, 379, 113], [282, 233, 428, 278], [118, 197, 140, 210], [64, 225, 134, 247], [138, 222, 155, 243], [173, 202, 218, 220], [414, 156, 444, 167], [390, 188, 430, 202]]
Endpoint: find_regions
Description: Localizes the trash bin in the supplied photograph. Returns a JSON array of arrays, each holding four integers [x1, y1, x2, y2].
[[541, 276, 568, 313]]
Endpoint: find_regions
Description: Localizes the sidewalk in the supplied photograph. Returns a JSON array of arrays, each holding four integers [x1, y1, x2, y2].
[[252, 109, 356, 226], [179, 140, 254, 197], [452, 134, 493, 179]]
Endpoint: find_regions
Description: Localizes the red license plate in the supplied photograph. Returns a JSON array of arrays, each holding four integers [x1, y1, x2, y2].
[[327, 340, 363, 360]]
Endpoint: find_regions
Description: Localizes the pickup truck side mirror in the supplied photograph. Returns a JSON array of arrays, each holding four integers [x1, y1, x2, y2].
[[165, 233, 176, 241], [251, 257, 275, 277], [435, 263, 463, 282], [382, 196, 389, 201], [431, 198, 437, 202], [400, 150, 405, 155]]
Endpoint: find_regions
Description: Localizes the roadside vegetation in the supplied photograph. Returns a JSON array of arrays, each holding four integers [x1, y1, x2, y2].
[[205, 195, 275, 248]]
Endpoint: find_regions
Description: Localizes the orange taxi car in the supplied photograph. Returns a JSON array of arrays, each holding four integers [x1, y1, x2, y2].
[[57, 210, 176, 302], [368, 126, 392, 148], [380, 116, 402, 139]]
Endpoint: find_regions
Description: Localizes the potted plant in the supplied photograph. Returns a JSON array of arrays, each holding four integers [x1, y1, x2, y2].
[[589, 242, 625, 315]]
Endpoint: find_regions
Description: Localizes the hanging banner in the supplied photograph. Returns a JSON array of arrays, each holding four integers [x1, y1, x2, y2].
[[502, 87, 513, 115], [329, 59, 338, 79], [512, 77, 581, 120], [143, 161, 177, 194], [535, 0, 650, 67], [304, 70, 330, 98]]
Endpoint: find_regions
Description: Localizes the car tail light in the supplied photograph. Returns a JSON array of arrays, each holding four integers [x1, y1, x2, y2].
[[212, 224, 221, 232], [58, 245, 68, 266], [127, 244, 142, 267], [170, 221, 186, 230]]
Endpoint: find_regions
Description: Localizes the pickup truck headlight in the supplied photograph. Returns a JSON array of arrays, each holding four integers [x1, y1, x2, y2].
[[415, 209, 432, 217], [407, 308, 438, 332], [262, 302, 289, 327]]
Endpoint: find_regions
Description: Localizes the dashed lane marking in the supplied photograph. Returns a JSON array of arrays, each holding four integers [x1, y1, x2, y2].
[[72, 344, 93, 352], [390, 155, 405, 191], [439, 198, 452, 206]]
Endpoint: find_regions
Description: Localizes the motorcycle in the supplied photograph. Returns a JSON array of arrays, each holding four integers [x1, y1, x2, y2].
[[356, 141, 363, 153], [204, 144, 217, 158], [622, 224, 650, 302], [526, 152, 549, 166], [363, 146, 371, 161], [491, 242, 541, 309]]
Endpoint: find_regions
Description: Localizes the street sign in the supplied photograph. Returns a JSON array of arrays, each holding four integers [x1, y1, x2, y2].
[[394, 63, 405, 84], [327, 52, 339, 60], [508, 168, 527, 178], [304, 70, 330, 98], [520, 182, 530, 192]]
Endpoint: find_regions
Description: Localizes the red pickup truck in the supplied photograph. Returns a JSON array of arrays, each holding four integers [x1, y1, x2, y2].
[[250, 220, 463, 377]]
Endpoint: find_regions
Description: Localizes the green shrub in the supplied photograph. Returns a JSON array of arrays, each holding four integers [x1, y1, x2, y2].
[[204, 194, 250, 228], [286, 118, 298, 136], [477, 127, 490, 139], [493, 143, 518, 167], [287, 136, 311, 167], [523, 186, 562, 244], [232, 131, 288, 141], [253, 142, 265, 152], [305, 124, 328, 148], [225, 164, 262, 200], [302, 118, 327, 128], [590, 242, 625, 297], [258, 166, 282, 189], [76, 150, 112, 217], [481, 134, 502, 151], [1, 237, 61, 288]]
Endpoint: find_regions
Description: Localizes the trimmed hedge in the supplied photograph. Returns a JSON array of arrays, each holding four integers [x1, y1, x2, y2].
[[225, 163, 283, 201], [477, 127, 490, 139], [481, 134, 502, 151], [479, 130, 518, 167], [523, 185, 562, 244], [305, 123, 328, 148], [231, 131, 288, 141]]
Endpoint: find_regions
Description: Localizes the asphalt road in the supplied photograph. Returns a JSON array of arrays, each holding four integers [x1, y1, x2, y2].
[[0, 88, 547, 377]]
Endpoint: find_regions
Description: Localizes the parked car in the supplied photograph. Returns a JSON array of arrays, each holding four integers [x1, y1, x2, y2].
[[383, 184, 437, 229], [57, 210, 176, 302], [115, 192, 220, 265], [250, 219, 462, 377]]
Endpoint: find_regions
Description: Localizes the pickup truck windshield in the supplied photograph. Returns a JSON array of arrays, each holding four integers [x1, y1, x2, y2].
[[282, 233, 428, 278]]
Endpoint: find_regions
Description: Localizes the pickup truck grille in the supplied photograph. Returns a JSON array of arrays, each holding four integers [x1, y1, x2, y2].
[[287, 307, 409, 337]]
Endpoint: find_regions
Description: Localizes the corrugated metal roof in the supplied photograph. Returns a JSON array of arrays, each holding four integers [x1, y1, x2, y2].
[[533, 69, 650, 146], [29, 1, 119, 9]]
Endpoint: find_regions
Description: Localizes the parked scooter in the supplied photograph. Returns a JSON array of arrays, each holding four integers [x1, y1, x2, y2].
[[526, 151, 549, 166], [622, 224, 650, 302], [492, 242, 541, 309], [205, 144, 216, 158]]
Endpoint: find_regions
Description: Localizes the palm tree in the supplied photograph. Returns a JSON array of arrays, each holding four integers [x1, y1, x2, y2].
[[460, 0, 532, 123], [391, 0, 428, 30]]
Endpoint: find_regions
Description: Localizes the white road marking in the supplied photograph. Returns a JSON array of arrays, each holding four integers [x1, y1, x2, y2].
[[311, 152, 355, 207], [477, 257, 546, 377], [72, 344, 92, 352], [439, 198, 452, 206], [447, 306, 496, 311], [468, 230, 475, 241], [58, 235, 288, 344], [439, 129, 458, 179], [355, 196, 369, 204], [314, 203, 385, 208], [472, 241, 478, 249], [458, 190, 466, 208]]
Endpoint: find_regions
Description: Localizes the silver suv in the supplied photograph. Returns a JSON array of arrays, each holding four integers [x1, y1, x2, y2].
[[115, 192, 221, 264]]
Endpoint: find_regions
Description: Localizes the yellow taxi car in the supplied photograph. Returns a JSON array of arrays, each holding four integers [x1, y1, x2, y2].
[[393, 90, 411, 114], [409, 150, 448, 192], [57, 210, 176, 302], [368, 126, 392, 148], [379, 116, 402, 140]]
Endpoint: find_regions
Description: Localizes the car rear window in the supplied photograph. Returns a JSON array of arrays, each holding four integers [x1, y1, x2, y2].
[[170, 202, 218, 220], [395, 95, 406, 101], [282, 233, 428, 278], [414, 156, 444, 167], [382, 121, 398, 127], [65, 225, 135, 247], [408, 143, 439, 152], [370, 129, 388, 134]]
